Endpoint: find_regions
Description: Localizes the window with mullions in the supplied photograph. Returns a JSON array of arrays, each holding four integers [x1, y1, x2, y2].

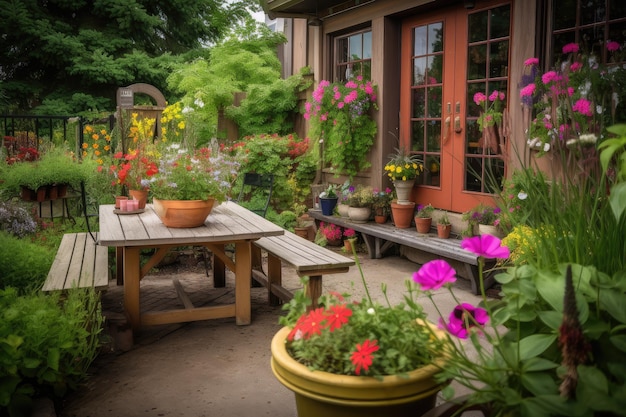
[[334, 30, 372, 82], [551, 0, 626, 65]]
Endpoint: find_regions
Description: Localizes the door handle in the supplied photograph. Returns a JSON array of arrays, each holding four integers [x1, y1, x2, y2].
[[454, 116, 462, 133], [443, 116, 451, 144]]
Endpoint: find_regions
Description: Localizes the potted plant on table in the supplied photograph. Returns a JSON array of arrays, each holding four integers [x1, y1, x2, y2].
[[372, 187, 393, 223], [346, 184, 374, 223], [415, 203, 434, 234], [318, 184, 338, 216], [462, 203, 502, 237], [148, 141, 242, 227], [271, 249, 450, 417], [385, 147, 424, 204]]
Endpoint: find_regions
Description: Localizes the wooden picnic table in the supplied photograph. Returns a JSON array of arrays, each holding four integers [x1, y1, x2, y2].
[[97, 201, 284, 331]]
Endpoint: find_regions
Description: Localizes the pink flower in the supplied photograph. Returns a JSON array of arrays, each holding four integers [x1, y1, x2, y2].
[[440, 303, 489, 339], [520, 84, 536, 97], [570, 62, 582, 71], [473, 92, 487, 105], [345, 80, 357, 89], [524, 57, 539, 66], [542, 71, 558, 84], [461, 235, 510, 259], [344, 90, 359, 104], [488, 90, 500, 102], [412, 259, 457, 291], [562, 43, 579, 54], [607, 41, 620, 52], [364, 84, 374, 95], [572, 98, 592, 116], [337, 102, 345, 109], [334, 91, 342, 100]]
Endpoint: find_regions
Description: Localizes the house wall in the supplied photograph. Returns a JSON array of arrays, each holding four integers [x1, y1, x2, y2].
[[287, 0, 543, 193]]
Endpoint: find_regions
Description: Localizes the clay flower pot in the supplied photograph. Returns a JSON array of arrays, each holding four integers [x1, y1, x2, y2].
[[152, 198, 215, 228], [415, 217, 432, 234], [437, 224, 452, 239]]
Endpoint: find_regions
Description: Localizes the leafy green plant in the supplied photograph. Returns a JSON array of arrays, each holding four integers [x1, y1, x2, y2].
[[384, 147, 424, 182], [346, 185, 374, 208], [0, 231, 53, 294], [437, 211, 450, 225], [0, 287, 104, 416], [415, 203, 434, 219], [304, 77, 378, 179], [2, 147, 92, 196]]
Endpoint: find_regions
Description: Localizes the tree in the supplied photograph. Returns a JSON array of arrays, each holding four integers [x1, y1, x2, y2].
[[0, 0, 258, 115]]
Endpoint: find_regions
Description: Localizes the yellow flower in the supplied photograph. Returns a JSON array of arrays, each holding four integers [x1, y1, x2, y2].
[[177, 121, 185, 130], [92, 143, 99, 149], [82, 143, 88, 149], [92, 133, 99, 140], [104, 145, 110, 151], [395, 166, 402, 174], [95, 150, 101, 156]]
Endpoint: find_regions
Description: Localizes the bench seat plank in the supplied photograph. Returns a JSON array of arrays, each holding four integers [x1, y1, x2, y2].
[[252, 230, 355, 307], [43, 232, 109, 292]]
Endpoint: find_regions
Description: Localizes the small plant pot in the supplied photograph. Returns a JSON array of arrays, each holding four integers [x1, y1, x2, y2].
[[437, 224, 452, 239], [320, 197, 338, 216], [374, 214, 388, 224], [415, 217, 432, 234]]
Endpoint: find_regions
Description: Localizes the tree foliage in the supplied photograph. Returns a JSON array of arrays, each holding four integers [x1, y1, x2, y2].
[[0, 0, 257, 114]]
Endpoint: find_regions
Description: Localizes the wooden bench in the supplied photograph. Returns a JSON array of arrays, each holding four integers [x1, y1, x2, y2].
[[251, 230, 355, 307], [308, 210, 495, 295], [43, 232, 109, 292]]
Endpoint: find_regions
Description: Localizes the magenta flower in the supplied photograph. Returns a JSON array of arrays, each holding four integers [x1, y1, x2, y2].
[[607, 41, 620, 52], [412, 259, 457, 291], [461, 235, 510, 259], [570, 62, 582, 72], [345, 80, 357, 89], [440, 303, 489, 339], [488, 90, 500, 102], [572, 98, 592, 116], [542, 71, 558, 84], [520, 83, 536, 97], [524, 57, 539, 66], [562, 43, 579, 54], [473, 92, 487, 105]]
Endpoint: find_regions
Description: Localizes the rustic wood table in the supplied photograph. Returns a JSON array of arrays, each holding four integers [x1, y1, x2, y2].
[[98, 201, 284, 331]]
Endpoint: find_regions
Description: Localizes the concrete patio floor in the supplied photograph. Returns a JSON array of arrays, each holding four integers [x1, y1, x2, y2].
[[58, 245, 485, 417]]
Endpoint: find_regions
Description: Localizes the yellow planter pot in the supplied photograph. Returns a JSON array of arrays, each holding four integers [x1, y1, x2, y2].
[[270, 326, 447, 417]]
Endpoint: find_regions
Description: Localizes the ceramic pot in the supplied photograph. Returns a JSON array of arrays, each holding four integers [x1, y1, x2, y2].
[[415, 217, 432, 234], [348, 206, 371, 223], [129, 189, 149, 209], [437, 224, 452, 239], [478, 224, 503, 238], [271, 326, 446, 417], [393, 179, 415, 204], [337, 203, 350, 218], [390, 202, 415, 229], [320, 197, 338, 216], [153, 198, 215, 228]]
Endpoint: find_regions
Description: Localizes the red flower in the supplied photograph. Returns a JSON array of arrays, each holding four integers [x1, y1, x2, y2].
[[326, 304, 352, 331], [350, 339, 379, 375], [297, 308, 328, 339]]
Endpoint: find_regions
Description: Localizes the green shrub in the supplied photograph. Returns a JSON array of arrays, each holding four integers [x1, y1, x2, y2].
[[0, 287, 103, 416], [0, 231, 53, 294]]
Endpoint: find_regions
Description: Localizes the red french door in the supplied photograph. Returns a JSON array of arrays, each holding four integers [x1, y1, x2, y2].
[[400, 2, 511, 213]]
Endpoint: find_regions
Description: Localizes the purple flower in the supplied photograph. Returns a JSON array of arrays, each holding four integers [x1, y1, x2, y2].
[[461, 235, 510, 259], [412, 259, 457, 291], [440, 303, 489, 339]]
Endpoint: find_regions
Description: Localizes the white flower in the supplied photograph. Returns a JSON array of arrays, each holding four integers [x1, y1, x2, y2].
[[543, 142, 551, 152], [367, 307, 376, 315], [518, 191, 528, 200]]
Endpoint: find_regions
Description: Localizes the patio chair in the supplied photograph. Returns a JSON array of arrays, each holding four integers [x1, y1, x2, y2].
[[234, 172, 274, 218]]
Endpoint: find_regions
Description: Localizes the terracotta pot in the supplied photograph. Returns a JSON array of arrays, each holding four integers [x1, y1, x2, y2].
[[391, 202, 415, 229], [20, 186, 36, 201], [57, 183, 68, 198], [294, 227, 309, 240], [415, 217, 432, 234], [374, 214, 388, 224], [393, 179, 415, 204], [437, 224, 452, 239], [271, 326, 447, 417], [153, 198, 215, 228], [48, 184, 58, 200], [320, 197, 338, 216], [129, 189, 149, 209], [36, 186, 47, 202], [348, 206, 371, 223], [343, 239, 353, 253]]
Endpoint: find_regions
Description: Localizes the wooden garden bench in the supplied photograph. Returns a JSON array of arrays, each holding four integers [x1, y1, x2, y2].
[[251, 230, 355, 307], [307, 210, 495, 295], [43, 232, 109, 292]]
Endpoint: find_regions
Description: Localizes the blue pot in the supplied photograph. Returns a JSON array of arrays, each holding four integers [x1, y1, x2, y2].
[[319, 197, 338, 216]]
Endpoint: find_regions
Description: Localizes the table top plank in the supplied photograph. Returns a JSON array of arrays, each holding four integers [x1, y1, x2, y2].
[[98, 201, 284, 247]]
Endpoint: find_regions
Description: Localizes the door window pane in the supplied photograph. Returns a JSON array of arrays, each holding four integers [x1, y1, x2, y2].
[[334, 30, 372, 82]]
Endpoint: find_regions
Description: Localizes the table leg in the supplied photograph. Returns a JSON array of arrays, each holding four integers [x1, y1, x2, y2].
[[213, 243, 226, 287], [123, 246, 142, 331], [234, 241, 251, 325], [116, 247, 124, 285]]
